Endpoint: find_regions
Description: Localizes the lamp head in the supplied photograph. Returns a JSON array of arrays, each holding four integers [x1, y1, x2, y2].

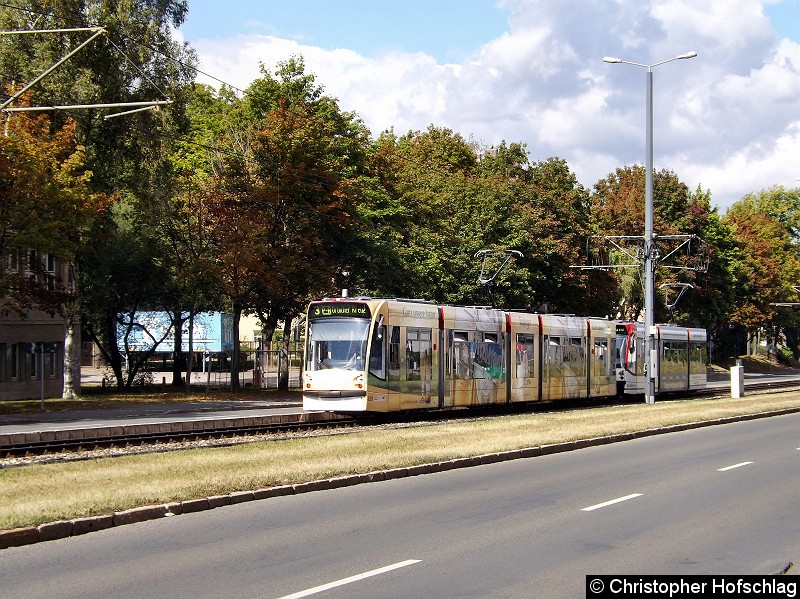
[[603, 56, 622, 63]]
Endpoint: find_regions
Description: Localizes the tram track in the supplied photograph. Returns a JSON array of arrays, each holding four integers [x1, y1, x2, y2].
[[0, 417, 362, 462], [3, 377, 799, 464]]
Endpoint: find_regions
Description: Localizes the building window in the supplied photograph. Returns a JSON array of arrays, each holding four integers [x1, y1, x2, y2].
[[24, 249, 39, 282], [7, 249, 19, 274], [11, 344, 20, 380], [44, 253, 56, 290], [29, 344, 38, 380], [47, 346, 58, 379]]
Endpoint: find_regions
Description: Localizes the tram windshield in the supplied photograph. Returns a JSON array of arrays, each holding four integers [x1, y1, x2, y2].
[[615, 334, 627, 370], [306, 318, 370, 371]]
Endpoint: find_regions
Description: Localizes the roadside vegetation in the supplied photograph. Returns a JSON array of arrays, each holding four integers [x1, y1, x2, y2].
[[2, 390, 800, 531]]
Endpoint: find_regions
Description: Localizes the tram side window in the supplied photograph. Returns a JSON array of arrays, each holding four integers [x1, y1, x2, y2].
[[516, 334, 535, 378], [594, 338, 609, 375], [568, 338, 584, 363], [662, 341, 686, 374], [406, 327, 432, 381], [563, 337, 585, 376], [545, 336, 561, 377], [388, 326, 401, 382], [369, 324, 386, 380], [690, 341, 707, 374], [474, 333, 504, 380], [451, 331, 472, 380]]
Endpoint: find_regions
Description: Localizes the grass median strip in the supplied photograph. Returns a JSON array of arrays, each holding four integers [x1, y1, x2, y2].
[[3, 392, 800, 531]]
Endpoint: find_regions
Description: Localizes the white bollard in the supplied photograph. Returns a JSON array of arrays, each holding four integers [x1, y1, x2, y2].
[[730, 364, 744, 398]]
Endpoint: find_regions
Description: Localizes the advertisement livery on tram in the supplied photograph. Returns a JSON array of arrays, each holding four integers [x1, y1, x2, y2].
[[303, 297, 707, 413]]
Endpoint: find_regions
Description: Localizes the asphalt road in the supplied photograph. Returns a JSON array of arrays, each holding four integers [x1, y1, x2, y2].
[[2, 413, 799, 598]]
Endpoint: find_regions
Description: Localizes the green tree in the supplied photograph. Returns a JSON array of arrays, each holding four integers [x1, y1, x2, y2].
[[131, 84, 235, 387], [0, 112, 92, 311], [723, 198, 800, 358], [1, 0, 197, 393], [79, 197, 175, 389], [206, 57, 371, 390], [735, 186, 800, 240], [368, 128, 602, 315]]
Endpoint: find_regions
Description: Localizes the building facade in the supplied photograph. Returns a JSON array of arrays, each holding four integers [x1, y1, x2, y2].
[[0, 251, 71, 401]]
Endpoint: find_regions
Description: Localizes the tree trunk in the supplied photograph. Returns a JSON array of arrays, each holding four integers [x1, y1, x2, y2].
[[104, 313, 125, 390], [230, 305, 242, 392], [278, 318, 291, 390], [62, 310, 80, 399], [186, 310, 195, 393], [171, 310, 184, 387]]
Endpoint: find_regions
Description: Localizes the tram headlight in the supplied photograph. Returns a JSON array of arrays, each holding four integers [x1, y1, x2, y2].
[[354, 373, 364, 389]]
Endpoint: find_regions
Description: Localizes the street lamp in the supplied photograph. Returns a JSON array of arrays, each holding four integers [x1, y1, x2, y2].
[[603, 51, 697, 404]]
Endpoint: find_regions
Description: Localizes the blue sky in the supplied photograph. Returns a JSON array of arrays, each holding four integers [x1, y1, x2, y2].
[[177, 0, 800, 211], [768, 0, 800, 41], [180, 0, 512, 62]]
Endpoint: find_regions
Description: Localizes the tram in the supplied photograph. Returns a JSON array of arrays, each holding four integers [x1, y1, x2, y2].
[[303, 297, 707, 413], [615, 322, 708, 394]]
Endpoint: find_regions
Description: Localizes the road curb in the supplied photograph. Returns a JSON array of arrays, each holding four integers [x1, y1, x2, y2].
[[3, 406, 800, 550]]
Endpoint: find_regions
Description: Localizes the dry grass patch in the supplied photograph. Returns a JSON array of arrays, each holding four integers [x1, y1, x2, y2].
[[3, 391, 800, 530]]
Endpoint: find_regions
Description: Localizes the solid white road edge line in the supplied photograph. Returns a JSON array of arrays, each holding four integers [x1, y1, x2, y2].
[[718, 461, 754, 472], [276, 559, 422, 599], [581, 493, 643, 512]]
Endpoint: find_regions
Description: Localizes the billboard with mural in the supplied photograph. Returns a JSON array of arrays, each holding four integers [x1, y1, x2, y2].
[[117, 312, 234, 353]]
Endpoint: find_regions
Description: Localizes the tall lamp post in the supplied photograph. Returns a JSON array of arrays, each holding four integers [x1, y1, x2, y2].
[[603, 51, 697, 404]]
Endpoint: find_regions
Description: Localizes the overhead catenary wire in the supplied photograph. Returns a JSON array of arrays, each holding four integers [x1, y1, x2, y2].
[[0, 1, 247, 96]]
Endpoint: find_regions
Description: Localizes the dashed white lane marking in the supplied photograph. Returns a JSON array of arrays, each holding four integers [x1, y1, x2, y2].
[[581, 493, 643, 512], [718, 461, 754, 472], [276, 559, 422, 599]]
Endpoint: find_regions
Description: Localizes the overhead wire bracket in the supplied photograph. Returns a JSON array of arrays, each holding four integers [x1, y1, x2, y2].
[[0, 26, 170, 117]]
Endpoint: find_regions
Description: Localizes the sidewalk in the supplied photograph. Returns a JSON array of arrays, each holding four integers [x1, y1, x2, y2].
[[0, 367, 302, 428]]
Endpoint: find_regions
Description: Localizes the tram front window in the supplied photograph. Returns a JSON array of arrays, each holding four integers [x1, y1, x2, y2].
[[307, 318, 370, 371], [615, 335, 627, 370]]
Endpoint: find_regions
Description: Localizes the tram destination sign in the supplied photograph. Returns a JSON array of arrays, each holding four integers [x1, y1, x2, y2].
[[310, 302, 371, 319]]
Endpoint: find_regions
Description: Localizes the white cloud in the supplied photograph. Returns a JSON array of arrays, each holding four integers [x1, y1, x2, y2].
[[679, 120, 800, 203], [189, 0, 800, 212]]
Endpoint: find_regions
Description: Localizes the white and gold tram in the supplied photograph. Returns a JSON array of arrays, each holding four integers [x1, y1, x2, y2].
[[302, 297, 630, 413]]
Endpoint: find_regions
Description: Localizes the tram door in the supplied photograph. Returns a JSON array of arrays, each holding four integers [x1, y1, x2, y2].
[[448, 331, 472, 407], [402, 327, 434, 408]]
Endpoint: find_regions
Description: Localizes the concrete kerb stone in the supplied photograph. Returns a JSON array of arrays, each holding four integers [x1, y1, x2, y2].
[[37, 520, 73, 542], [208, 495, 232, 509], [165, 502, 183, 516], [0, 526, 39, 549], [113, 505, 170, 526], [5, 408, 800, 550], [229, 491, 255, 504], [180, 498, 210, 514], [72, 514, 114, 536]]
